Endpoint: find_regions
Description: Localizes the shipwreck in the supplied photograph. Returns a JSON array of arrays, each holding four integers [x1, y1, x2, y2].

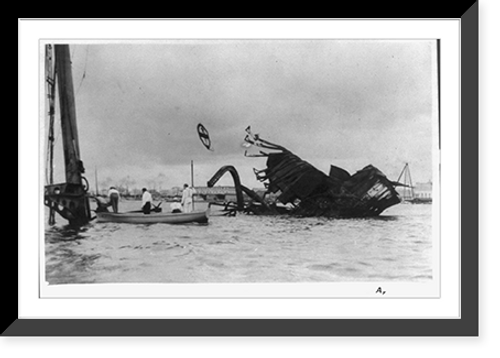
[[208, 127, 401, 218]]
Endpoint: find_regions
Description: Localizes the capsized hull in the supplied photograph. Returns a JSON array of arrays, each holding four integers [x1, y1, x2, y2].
[[95, 209, 209, 224]]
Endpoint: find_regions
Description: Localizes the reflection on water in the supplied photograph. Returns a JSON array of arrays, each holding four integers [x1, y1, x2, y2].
[[44, 201, 434, 284]]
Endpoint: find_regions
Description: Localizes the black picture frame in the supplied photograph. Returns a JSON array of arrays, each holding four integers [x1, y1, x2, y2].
[[10, 8, 478, 337]]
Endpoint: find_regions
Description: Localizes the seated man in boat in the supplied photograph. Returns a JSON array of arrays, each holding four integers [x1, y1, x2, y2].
[[94, 196, 111, 213], [141, 188, 152, 214], [170, 199, 182, 213], [107, 186, 120, 213]]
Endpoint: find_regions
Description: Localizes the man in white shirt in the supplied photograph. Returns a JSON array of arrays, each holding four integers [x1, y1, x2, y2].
[[108, 186, 120, 213], [181, 184, 196, 213], [141, 188, 152, 214], [170, 199, 182, 213]]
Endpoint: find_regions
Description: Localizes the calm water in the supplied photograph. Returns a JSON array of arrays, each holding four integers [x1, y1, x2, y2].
[[44, 201, 433, 284]]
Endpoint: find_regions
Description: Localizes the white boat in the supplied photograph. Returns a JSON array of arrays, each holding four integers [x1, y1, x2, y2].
[[95, 208, 210, 224]]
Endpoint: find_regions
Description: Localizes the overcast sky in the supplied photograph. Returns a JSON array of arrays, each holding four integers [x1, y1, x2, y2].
[[45, 40, 437, 191]]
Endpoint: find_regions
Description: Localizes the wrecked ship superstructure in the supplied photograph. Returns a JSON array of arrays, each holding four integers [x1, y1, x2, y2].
[[208, 127, 401, 218]]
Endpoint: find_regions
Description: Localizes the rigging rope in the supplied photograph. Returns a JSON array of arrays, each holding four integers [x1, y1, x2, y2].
[[46, 44, 56, 185], [76, 46, 89, 94]]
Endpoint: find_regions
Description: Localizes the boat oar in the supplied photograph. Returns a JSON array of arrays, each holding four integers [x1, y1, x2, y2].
[[152, 201, 163, 213]]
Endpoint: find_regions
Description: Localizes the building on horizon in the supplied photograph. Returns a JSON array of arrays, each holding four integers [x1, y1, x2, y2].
[[396, 181, 432, 203]]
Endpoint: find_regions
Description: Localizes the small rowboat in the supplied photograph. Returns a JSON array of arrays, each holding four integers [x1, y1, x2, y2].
[[95, 209, 210, 224]]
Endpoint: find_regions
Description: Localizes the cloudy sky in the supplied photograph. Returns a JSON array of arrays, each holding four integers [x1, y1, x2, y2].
[[45, 40, 437, 191]]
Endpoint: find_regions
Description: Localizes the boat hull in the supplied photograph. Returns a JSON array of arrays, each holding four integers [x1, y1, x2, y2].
[[95, 209, 209, 224]]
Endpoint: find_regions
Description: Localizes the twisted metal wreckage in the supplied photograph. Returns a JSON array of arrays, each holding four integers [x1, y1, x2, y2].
[[208, 127, 402, 218]]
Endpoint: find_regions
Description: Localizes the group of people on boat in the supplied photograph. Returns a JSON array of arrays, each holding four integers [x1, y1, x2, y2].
[[103, 183, 196, 215]]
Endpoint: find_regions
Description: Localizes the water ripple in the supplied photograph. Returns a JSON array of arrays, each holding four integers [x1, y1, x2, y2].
[[45, 201, 434, 284]]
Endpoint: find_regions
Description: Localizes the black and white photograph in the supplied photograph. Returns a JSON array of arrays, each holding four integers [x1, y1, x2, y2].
[[41, 39, 439, 296], [10, 7, 492, 355]]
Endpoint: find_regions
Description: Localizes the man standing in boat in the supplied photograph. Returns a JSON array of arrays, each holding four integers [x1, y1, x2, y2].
[[181, 184, 195, 213], [141, 188, 152, 214], [108, 186, 120, 213]]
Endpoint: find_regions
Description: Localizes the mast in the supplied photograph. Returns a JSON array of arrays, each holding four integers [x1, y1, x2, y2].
[[44, 44, 91, 226], [55, 45, 84, 185], [45, 45, 57, 225], [404, 164, 415, 200], [191, 160, 195, 210], [45, 44, 56, 185], [191, 160, 194, 187], [95, 167, 99, 196]]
